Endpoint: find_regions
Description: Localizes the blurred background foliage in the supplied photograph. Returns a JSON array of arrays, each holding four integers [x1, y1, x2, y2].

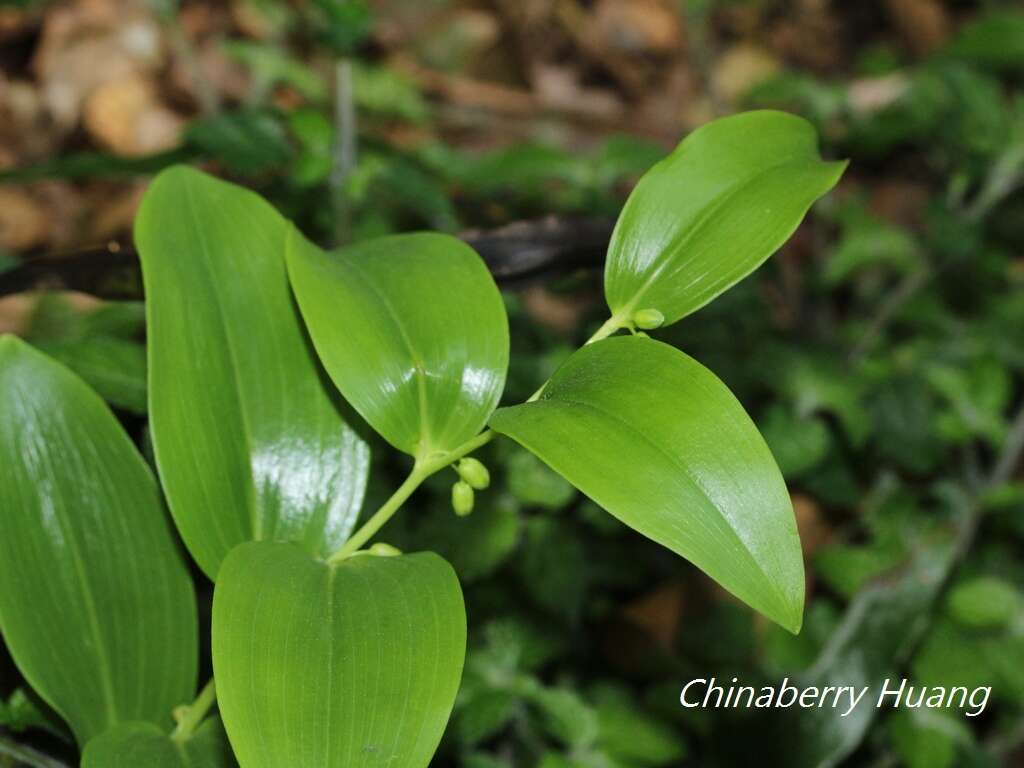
[[1, 0, 1024, 767]]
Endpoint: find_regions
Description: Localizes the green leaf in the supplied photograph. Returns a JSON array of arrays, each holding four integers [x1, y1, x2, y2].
[[82, 719, 237, 767], [524, 685, 599, 749], [184, 111, 292, 174], [591, 685, 686, 766], [0, 147, 194, 184], [0, 337, 197, 745], [0, 688, 66, 739], [946, 577, 1023, 629], [758, 405, 831, 479], [506, 448, 577, 509], [815, 543, 906, 598], [490, 336, 803, 632], [287, 230, 509, 458], [34, 336, 147, 414], [223, 41, 327, 101], [890, 709, 971, 768], [604, 110, 846, 326], [519, 518, 589, 620], [212, 543, 466, 768], [136, 166, 369, 580], [455, 687, 519, 747], [825, 210, 922, 286], [24, 296, 148, 414], [946, 10, 1024, 73]]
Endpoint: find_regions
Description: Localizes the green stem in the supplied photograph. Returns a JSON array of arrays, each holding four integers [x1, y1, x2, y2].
[[171, 678, 217, 741], [330, 314, 628, 558], [331, 466, 429, 562], [331, 428, 498, 561], [526, 314, 628, 402], [586, 314, 630, 345]]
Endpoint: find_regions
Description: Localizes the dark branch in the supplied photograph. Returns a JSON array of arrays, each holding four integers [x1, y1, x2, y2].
[[0, 217, 615, 301]]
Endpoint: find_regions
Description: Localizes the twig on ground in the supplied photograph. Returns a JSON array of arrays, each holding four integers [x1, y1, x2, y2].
[[0, 217, 615, 301], [0, 734, 69, 768]]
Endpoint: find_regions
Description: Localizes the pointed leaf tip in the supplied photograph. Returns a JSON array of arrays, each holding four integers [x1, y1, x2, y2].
[[491, 336, 804, 631], [605, 110, 846, 326]]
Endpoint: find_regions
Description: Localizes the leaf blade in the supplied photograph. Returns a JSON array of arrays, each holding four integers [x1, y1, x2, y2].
[[212, 543, 466, 768], [82, 719, 237, 768], [490, 336, 804, 631], [605, 110, 846, 325], [286, 230, 509, 458], [0, 337, 197, 745], [136, 166, 370, 579]]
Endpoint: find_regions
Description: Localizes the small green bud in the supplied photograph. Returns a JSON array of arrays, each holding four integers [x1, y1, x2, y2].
[[457, 457, 490, 489], [172, 705, 190, 726], [368, 542, 402, 557], [634, 331, 650, 338], [452, 480, 475, 516], [633, 308, 665, 330]]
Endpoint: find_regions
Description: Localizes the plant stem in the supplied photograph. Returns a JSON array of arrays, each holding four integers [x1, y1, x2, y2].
[[330, 59, 357, 248], [331, 466, 429, 562], [952, 401, 1024, 561], [330, 314, 628, 558], [331, 429, 498, 560], [171, 678, 217, 741], [526, 314, 628, 402], [585, 314, 628, 345], [0, 736, 68, 768]]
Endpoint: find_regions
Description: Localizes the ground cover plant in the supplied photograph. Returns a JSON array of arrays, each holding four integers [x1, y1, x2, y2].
[[1, 109, 842, 766]]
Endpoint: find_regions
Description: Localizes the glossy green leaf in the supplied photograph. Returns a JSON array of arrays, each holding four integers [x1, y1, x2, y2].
[[287, 230, 509, 458], [604, 110, 846, 326], [136, 166, 370, 580], [212, 543, 466, 768], [490, 336, 803, 631], [0, 336, 197, 745], [82, 719, 237, 768]]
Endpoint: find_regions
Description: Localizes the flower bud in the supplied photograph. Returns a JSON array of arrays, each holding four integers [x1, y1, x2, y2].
[[452, 481, 474, 516], [633, 308, 665, 330], [369, 542, 401, 557], [457, 457, 491, 489]]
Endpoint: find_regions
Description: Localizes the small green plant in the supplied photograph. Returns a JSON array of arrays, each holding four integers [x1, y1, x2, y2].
[[0, 110, 843, 766]]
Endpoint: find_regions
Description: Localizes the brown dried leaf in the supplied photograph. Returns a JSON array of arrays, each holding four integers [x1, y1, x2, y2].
[[713, 44, 781, 105], [591, 0, 682, 55], [793, 493, 831, 557], [83, 75, 184, 156], [33, 0, 164, 129], [623, 583, 685, 650], [0, 188, 49, 251], [883, 0, 950, 57]]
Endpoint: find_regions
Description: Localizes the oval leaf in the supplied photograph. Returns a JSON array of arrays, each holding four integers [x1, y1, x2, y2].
[[136, 166, 370, 580], [82, 719, 237, 768], [490, 336, 804, 632], [604, 110, 847, 326], [0, 336, 197, 744], [212, 543, 466, 768], [287, 230, 509, 459]]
